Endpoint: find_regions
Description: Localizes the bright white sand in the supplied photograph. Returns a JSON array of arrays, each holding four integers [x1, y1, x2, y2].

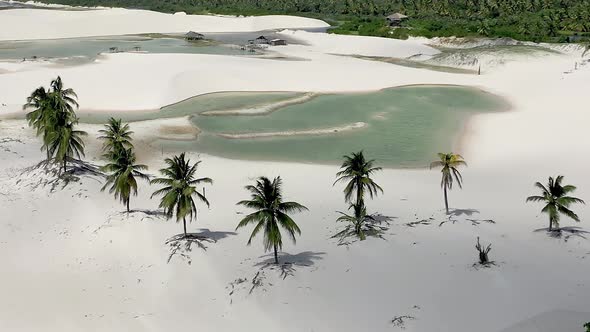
[[1, 7, 590, 332], [0, 8, 329, 41]]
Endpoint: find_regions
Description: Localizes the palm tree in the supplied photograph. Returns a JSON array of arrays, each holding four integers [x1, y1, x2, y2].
[[236, 176, 308, 264], [332, 202, 384, 243], [98, 117, 134, 155], [430, 153, 467, 214], [23, 86, 53, 160], [526, 175, 585, 231], [46, 120, 87, 173], [151, 153, 212, 237], [102, 147, 149, 213], [50, 76, 79, 115], [334, 151, 383, 208]]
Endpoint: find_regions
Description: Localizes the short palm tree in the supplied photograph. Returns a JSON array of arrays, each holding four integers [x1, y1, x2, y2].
[[430, 153, 467, 214], [236, 176, 308, 264], [151, 153, 212, 237], [334, 151, 383, 207], [98, 117, 134, 155], [332, 203, 385, 244], [102, 147, 149, 213], [526, 175, 585, 231]]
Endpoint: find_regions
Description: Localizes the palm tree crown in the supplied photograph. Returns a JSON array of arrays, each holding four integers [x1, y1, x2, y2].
[[430, 152, 467, 213], [236, 176, 308, 264], [526, 175, 585, 231], [334, 151, 383, 207], [151, 153, 212, 237], [102, 147, 149, 213], [98, 117, 134, 155]]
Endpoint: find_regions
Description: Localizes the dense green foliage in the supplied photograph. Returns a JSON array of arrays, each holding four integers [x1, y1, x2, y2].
[[100, 118, 149, 213], [526, 176, 585, 231], [23, 76, 87, 172], [38, 0, 590, 41], [236, 176, 308, 264], [151, 153, 212, 237]]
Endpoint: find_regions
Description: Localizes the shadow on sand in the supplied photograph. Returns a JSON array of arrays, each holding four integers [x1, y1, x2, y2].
[[166, 229, 237, 263], [448, 208, 480, 217], [534, 226, 590, 242]]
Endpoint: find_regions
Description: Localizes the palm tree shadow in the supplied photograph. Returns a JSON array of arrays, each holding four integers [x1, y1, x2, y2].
[[166, 229, 237, 264], [448, 208, 480, 217], [534, 226, 590, 242], [254, 251, 325, 280], [18, 158, 105, 192]]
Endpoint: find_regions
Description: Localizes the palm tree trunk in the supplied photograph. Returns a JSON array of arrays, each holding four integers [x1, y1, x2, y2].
[[444, 186, 449, 214], [549, 216, 553, 231], [273, 244, 279, 264], [126, 199, 130, 213], [63, 158, 67, 173], [183, 217, 187, 237]]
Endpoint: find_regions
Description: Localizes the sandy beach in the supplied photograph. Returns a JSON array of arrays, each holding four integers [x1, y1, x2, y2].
[[1, 5, 589, 332]]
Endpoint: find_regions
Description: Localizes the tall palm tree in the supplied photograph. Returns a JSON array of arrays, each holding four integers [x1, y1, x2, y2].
[[23, 86, 53, 160], [430, 153, 467, 214], [98, 117, 134, 155], [50, 76, 79, 115], [151, 153, 212, 237], [526, 175, 585, 231], [334, 151, 383, 208], [236, 176, 308, 264], [102, 147, 149, 213]]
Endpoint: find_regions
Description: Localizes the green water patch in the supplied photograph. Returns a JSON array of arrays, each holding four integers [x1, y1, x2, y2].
[[156, 86, 508, 167], [0, 35, 255, 62], [77, 92, 303, 124]]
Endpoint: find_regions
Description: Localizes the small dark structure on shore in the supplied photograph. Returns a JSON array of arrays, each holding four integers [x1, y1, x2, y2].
[[109, 47, 119, 53], [269, 38, 287, 46], [185, 31, 204, 41], [386, 13, 408, 27], [252, 35, 270, 44]]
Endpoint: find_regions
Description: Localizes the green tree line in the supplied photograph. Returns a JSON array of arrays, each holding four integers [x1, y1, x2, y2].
[[37, 0, 590, 42]]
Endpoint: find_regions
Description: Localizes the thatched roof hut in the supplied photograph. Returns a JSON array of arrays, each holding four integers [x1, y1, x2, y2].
[[386, 13, 408, 26]]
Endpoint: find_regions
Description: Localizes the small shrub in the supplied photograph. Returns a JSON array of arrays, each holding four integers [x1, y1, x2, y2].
[[475, 237, 492, 265]]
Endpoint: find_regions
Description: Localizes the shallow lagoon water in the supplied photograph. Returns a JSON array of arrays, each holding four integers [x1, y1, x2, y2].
[[155, 86, 508, 167], [0, 35, 255, 62]]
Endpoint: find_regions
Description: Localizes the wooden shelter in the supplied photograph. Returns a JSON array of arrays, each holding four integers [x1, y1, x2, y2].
[[185, 31, 204, 41], [386, 13, 408, 27]]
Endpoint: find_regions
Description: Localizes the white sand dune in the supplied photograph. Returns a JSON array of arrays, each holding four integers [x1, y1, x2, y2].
[[0, 8, 329, 41], [201, 92, 317, 116], [217, 122, 367, 139], [278, 29, 440, 58], [1, 7, 590, 332]]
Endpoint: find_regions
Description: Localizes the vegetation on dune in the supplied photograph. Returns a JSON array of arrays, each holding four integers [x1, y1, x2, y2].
[[526, 175, 585, 231], [333, 151, 384, 243], [335, 151, 383, 208], [23, 76, 87, 172], [151, 153, 212, 237], [36, 0, 590, 42], [430, 153, 466, 214], [102, 147, 149, 213], [236, 176, 308, 264], [584, 322, 590, 332]]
